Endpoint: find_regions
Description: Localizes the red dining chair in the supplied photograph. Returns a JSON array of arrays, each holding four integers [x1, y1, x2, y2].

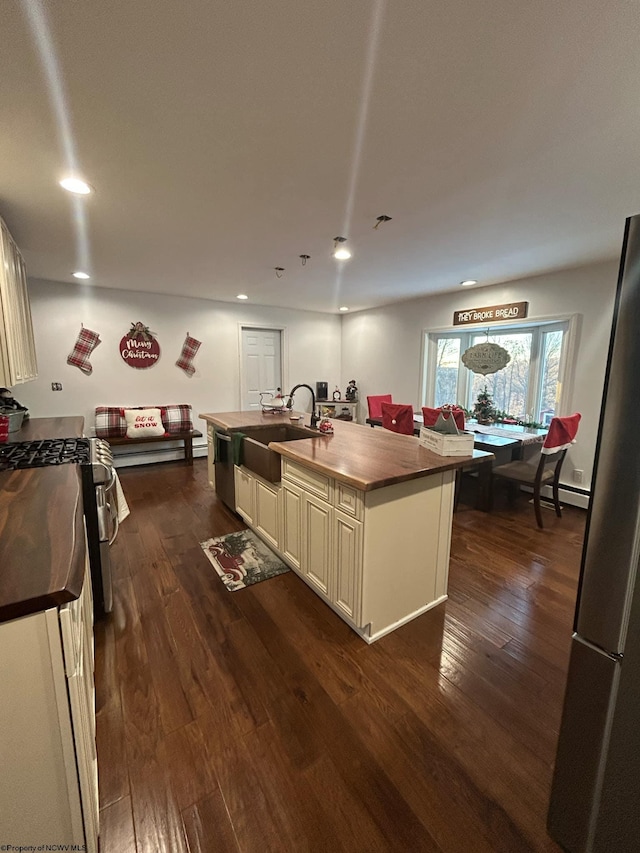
[[490, 413, 581, 528], [367, 394, 393, 422], [422, 406, 465, 431], [381, 402, 415, 435]]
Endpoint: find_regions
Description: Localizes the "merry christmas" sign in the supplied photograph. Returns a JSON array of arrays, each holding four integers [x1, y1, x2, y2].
[[119, 321, 160, 369]]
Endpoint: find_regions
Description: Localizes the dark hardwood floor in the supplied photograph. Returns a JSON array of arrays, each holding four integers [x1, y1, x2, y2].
[[95, 459, 585, 853]]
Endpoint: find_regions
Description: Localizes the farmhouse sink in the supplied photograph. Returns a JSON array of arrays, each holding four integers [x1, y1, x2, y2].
[[241, 424, 322, 482]]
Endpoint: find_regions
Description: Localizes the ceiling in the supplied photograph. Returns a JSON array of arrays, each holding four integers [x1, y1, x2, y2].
[[1, 0, 639, 314]]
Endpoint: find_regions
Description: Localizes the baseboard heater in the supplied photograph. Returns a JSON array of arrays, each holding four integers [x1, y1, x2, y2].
[[521, 483, 590, 510], [112, 443, 207, 468]]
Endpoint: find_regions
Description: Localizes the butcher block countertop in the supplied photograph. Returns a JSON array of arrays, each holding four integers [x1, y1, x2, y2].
[[0, 417, 86, 624], [5, 415, 85, 443], [200, 411, 492, 491], [200, 410, 311, 431]]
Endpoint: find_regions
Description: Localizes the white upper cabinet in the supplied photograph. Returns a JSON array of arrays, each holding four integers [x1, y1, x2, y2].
[[0, 216, 38, 386]]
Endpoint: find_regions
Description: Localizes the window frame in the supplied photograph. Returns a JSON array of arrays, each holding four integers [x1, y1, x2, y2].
[[419, 313, 579, 420]]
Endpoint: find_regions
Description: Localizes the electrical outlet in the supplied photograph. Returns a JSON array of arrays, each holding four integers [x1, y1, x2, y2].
[[573, 468, 583, 484], [51, 382, 63, 391]]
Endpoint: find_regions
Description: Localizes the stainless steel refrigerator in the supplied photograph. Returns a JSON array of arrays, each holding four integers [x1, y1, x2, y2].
[[547, 214, 640, 852]]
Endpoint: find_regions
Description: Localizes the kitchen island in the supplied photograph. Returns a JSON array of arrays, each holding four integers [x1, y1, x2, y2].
[[201, 411, 492, 642]]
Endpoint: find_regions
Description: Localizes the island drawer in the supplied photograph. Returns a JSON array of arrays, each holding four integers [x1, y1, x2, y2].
[[335, 483, 363, 520], [282, 459, 332, 502]]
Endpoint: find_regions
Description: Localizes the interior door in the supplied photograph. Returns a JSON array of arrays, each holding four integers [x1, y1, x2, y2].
[[240, 327, 282, 410]]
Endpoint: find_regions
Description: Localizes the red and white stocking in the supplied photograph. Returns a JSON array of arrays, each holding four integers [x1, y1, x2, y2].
[[176, 334, 201, 376], [67, 326, 101, 375]]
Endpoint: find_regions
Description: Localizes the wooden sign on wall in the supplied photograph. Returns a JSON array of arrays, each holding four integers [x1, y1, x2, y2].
[[120, 321, 161, 369], [453, 301, 529, 326]]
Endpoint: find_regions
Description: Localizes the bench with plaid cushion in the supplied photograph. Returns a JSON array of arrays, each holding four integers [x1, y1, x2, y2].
[[95, 404, 202, 465]]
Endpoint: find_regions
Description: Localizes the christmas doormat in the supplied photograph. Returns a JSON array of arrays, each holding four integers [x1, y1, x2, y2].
[[200, 529, 290, 591]]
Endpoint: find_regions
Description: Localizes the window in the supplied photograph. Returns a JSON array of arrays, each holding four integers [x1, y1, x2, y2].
[[434, 338, 461, 408], [423, 320, 570, 422], [468, 330, 533, 419], [538, 328, 564, 425]]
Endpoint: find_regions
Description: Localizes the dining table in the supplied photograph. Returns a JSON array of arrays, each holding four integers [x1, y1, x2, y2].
[[365, 416, 549, 509], [365, 415, 547, 461], [468, 420, 548, 443]]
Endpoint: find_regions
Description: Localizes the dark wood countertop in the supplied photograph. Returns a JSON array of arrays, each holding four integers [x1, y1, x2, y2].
[[0, 465, 86, 622], [200, 410, 311, 431], [200, 411, 492, 491], [0, 416, 87, 623], [5, 416, 85, 442]]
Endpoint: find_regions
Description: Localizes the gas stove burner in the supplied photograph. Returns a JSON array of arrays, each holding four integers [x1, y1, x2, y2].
[[0, 437, 91, 470]]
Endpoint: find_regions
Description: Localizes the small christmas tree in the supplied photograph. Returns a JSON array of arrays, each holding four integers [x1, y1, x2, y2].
[[473, 386, 497, 424]]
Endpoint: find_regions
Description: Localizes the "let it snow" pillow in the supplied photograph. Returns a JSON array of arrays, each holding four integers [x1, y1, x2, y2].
[[123, 407, 166, 438]]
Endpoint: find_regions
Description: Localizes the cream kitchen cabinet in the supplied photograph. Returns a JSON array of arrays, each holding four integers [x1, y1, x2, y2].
[[234, 463, 362, 621], [280, 478, 303, 570], [234, 464, 280, 551], [280, 459, 451, 643], [234, 465, 256, 525], [332, 508, 363, 624], [254, 476, 280, 551], [286, 462, 363, 626], [298, 490, 363, 624], [0, 215, 38, 386], [0, 572, 98, 851], [301, 490, 333, 597]]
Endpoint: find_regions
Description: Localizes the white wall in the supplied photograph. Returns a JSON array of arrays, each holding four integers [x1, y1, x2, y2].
[[341, 260, 620, 492], [14, 280, 341, 450]]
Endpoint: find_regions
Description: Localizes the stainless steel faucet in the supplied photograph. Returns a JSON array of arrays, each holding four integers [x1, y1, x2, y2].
[[288, 384, 319, 429]]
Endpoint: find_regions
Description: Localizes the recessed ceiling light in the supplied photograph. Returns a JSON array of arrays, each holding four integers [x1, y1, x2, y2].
[[59, 177, 92, 195], [237, 293, 248, 300], [73, 271, 90, 280], [333, 236, 352, 260], [460, 279, 478, 287], [339, 306, 349, 312]]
